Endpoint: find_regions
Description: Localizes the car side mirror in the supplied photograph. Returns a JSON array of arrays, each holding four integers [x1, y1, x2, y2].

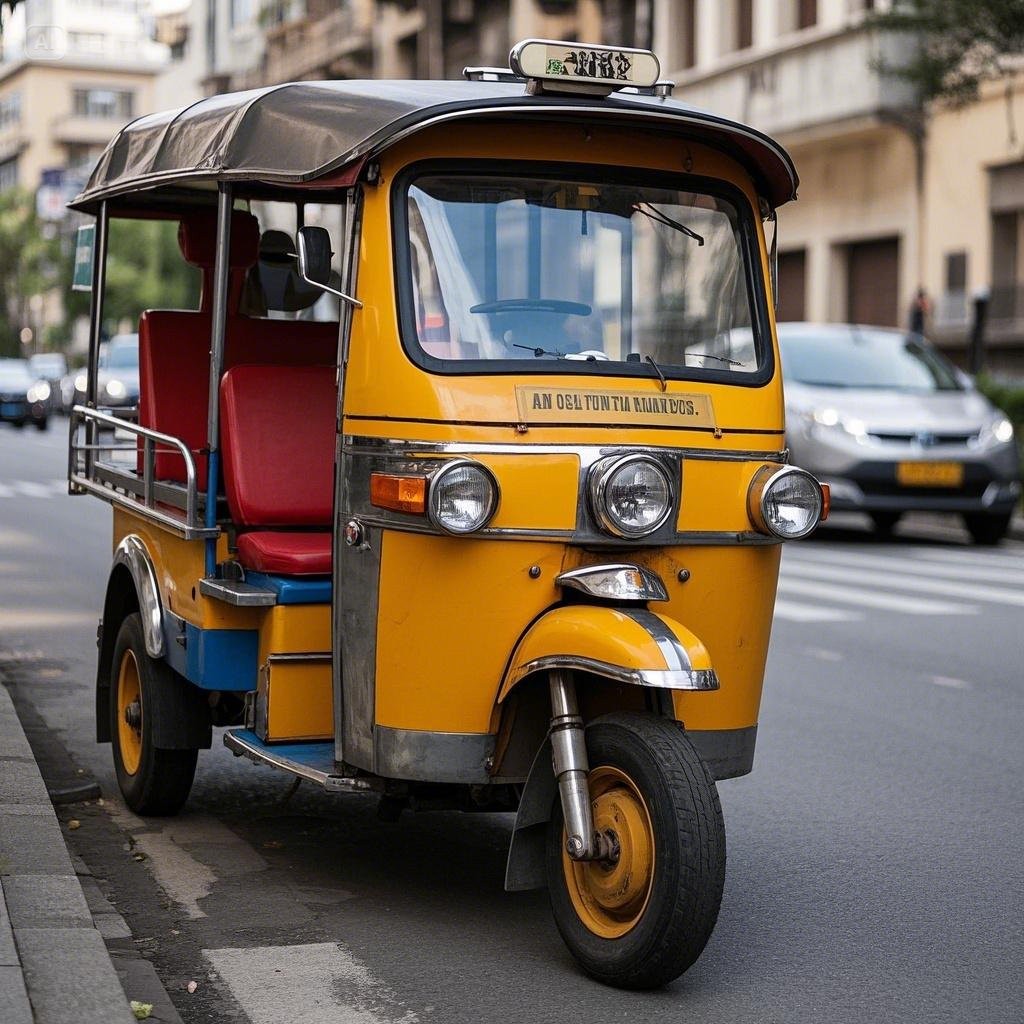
[[296, 226, 362, 309]]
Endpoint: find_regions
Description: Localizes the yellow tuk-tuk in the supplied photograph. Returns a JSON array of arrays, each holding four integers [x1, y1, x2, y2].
[[68, 40, 825, 988]]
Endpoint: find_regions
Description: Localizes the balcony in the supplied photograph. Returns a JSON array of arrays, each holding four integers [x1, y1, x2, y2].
[[50, 114, 131, 146], [263, 1, 374, 85], [671, 25, 920, 144]]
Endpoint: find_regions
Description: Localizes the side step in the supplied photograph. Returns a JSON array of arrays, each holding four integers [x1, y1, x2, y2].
[[223, 729, 378, 793]]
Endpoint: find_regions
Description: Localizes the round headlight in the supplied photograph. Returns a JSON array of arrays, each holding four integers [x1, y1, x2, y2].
[[748, 466, 823, 540], [428, 460, 498, 534], [589, 454, 674, 538], [105, 379, 126, 398]]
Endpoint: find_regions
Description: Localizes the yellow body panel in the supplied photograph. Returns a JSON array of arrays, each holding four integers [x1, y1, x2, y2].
[[259, 657, 333, 742]]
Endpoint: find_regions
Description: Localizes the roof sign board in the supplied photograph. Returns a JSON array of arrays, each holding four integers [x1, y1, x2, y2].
[[509, 39, 660, 91], [72, 224, 94, 292]]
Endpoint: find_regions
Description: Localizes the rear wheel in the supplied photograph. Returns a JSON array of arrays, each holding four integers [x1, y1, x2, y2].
[[110, 613, 197, 815], [34, 417, 47, 431], [546, 713, 725, 989], [963, 511, 1012, 546]]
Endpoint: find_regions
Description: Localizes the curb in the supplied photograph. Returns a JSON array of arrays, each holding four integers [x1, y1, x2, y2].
[[0, 680, 137, 1024]]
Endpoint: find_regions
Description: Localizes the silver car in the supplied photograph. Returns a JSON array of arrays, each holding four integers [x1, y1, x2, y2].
[[778, 323, 1020, 545]]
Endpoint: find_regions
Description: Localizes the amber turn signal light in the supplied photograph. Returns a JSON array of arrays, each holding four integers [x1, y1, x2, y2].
[[370, 473, 427, 514], [819, 483, 831, 522]]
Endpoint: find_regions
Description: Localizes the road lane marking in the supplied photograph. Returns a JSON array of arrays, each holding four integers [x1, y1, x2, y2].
[[0, 479, 68, 498], [205, 943, 419, 1024], [0, 610, 97, 629], [910, 547, 1024, 570], [776, 577, 973, 615], [783, 561, 1024, 608], [773, 599, 861, 623], [930, 675, 972, 690], [804, 647, 844, 661], [783, 548, 1024, 587]]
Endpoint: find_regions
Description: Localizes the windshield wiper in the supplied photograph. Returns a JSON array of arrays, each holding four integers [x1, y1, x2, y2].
[[633, 204, 705, 245], [644, 354, 668, 392], [512, 343, 565, 359], [688, 351, 742, 367]]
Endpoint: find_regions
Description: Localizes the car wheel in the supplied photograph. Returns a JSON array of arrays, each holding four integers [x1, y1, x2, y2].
[[546, 713, 725, 989], [870, 512, 902, 538], [963, 511, 1012, 546], [34, 417, 47, 432]]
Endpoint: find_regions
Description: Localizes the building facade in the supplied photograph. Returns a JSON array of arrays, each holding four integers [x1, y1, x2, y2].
[[654, 0, 1024, 371]]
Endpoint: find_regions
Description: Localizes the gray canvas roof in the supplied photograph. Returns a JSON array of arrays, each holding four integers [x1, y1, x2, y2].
[[70, 79, 799, 211]]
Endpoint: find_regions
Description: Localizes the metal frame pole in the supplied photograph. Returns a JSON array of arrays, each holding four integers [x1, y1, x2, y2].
[[204, 184, 233, 576], [84, 202, 110, 476]]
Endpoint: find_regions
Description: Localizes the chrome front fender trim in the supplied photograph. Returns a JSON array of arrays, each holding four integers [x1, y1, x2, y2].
[[511, 655, 719, 692], [112, 535, 164, 658]]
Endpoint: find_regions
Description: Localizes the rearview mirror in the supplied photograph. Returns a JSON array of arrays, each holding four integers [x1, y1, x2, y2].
[[296, 226, 334, 286], [295, 226, 362, 309]]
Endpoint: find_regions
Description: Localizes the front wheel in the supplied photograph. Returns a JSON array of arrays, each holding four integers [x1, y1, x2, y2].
[[546, 713, 725, 989], [963, 510, 1012, 546], [110, 613, 197, 815]]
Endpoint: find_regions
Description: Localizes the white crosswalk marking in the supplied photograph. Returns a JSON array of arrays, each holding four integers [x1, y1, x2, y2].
[[772, 599, 861, 623], [910, 547, 1024, 571], [777, 576, 973, 615], [0, 479, 67, 498], [784, 559, 1024, 608], [205, 943, 418, 1024], [784, 548, 1024, 587]]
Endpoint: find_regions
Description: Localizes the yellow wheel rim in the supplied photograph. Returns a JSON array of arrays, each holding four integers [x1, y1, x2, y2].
[[116, 649, 143, 777], [563, 766, 655, 939]]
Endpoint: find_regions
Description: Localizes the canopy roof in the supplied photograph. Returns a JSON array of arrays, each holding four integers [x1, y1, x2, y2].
[[71, 79, 799, 212]]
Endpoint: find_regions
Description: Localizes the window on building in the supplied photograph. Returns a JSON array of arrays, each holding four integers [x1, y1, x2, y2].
[[737, 0, 753, 50], [69, 31, 106, 54], [231, 0, 255, 27], [797, 0, 818, 29], [681, 0, 697, 68], [0, 157, 18, 192], [0, 92, 22, 130], [777, 249, 807, 322], [945, 252, 967, 293], [73, 88, 135, 120]]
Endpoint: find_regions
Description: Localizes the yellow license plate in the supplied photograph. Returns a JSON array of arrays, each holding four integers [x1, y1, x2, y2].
[[896, 462, 964, 487]]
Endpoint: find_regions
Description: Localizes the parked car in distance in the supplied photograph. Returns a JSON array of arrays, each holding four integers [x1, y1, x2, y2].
[[778, 322, 1021, 545], [61, 335, 139, 414], [27, 352, 68, 413], [0, 358, 50, 430]]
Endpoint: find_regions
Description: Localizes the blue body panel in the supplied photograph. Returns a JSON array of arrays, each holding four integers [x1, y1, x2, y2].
[[164, 622, 258, 691], [244, 571, 332, 605]]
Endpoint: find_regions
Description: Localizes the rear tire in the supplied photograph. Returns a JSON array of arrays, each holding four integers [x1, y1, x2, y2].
[[963, 511, 1012, 546], [34, 417, 47, 432], [110, 613, 197, 816], [546, 712, 725, 990]]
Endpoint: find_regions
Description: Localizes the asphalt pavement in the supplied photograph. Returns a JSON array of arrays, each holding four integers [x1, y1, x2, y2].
[[1, 419, 1023, 1024]]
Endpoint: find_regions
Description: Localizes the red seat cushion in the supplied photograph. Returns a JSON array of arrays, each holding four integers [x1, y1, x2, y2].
[[220, 363, 337, 526], [236, 531, 332, 575]]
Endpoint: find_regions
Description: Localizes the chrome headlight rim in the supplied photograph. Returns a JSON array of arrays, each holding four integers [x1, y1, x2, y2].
[[748, 465, 824, 540], [589, 453, 676, 539], [427, 458, 499, 535]]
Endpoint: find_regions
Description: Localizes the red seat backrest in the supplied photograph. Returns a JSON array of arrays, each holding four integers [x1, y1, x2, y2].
[[219, 364, 338, 527], [137, 211, 338, 487]]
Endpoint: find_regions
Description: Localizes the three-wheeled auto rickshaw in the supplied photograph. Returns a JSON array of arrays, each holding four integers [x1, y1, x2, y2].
[[68, 39, 825, 989]]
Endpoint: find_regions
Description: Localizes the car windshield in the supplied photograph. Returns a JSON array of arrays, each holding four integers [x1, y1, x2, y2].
[[29, 354, 66, 376], [0, 360, 31, 387], [401, 171, 762, 377], [105, 338, 138, 370], [779, 328, 963, 391]]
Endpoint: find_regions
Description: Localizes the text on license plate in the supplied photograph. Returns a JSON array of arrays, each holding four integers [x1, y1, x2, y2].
[[896, 462, 964, 487]]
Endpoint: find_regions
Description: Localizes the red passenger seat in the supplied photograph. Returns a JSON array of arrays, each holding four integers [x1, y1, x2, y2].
[[220, 364, 337, 576], [138, 211, 337, 487]]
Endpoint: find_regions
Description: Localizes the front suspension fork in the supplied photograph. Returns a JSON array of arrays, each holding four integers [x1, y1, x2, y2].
[[548, 669, 617, 863]]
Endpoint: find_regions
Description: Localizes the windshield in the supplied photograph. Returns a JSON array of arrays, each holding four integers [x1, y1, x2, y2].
[[779, 328, 963, 391], [0, 361, 31, 387], [29, 354, 66, 376], [401, 170, 764, 378], [105, 338, 139, 370]]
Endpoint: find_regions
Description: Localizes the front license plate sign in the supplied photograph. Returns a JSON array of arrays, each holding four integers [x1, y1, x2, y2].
[[896, 461, 964, 487], [515, 386, 715, 428]]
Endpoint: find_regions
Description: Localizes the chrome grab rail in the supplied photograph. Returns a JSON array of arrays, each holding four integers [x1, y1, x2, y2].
[[68, 405, 219, 540]]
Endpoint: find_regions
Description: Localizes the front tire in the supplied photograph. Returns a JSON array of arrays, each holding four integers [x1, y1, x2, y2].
[[870, 511, 902, 538], [963, 511, 1012, 546], [110, 613, 197, 815], [546, 713, 725, 989]]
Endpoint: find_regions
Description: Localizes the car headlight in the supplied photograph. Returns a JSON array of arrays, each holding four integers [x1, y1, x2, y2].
[[428, 460, 498, 534], [748, 466, 823, 540], [74, 373, 87, 392], [27, 381, 50, 403], [105, 379, 126, 398], [589, 454, 674, 538], [979, 415, 1015, 446]]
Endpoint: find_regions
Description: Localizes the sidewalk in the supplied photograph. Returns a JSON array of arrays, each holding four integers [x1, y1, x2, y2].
[[0, 680, 136, 1024]]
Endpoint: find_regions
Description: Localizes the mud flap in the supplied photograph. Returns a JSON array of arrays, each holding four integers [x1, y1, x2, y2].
[[505, 736, 557, 891]]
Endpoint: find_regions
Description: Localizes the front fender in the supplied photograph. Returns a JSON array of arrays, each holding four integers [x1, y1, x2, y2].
[[498, 605, 719, 703]]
